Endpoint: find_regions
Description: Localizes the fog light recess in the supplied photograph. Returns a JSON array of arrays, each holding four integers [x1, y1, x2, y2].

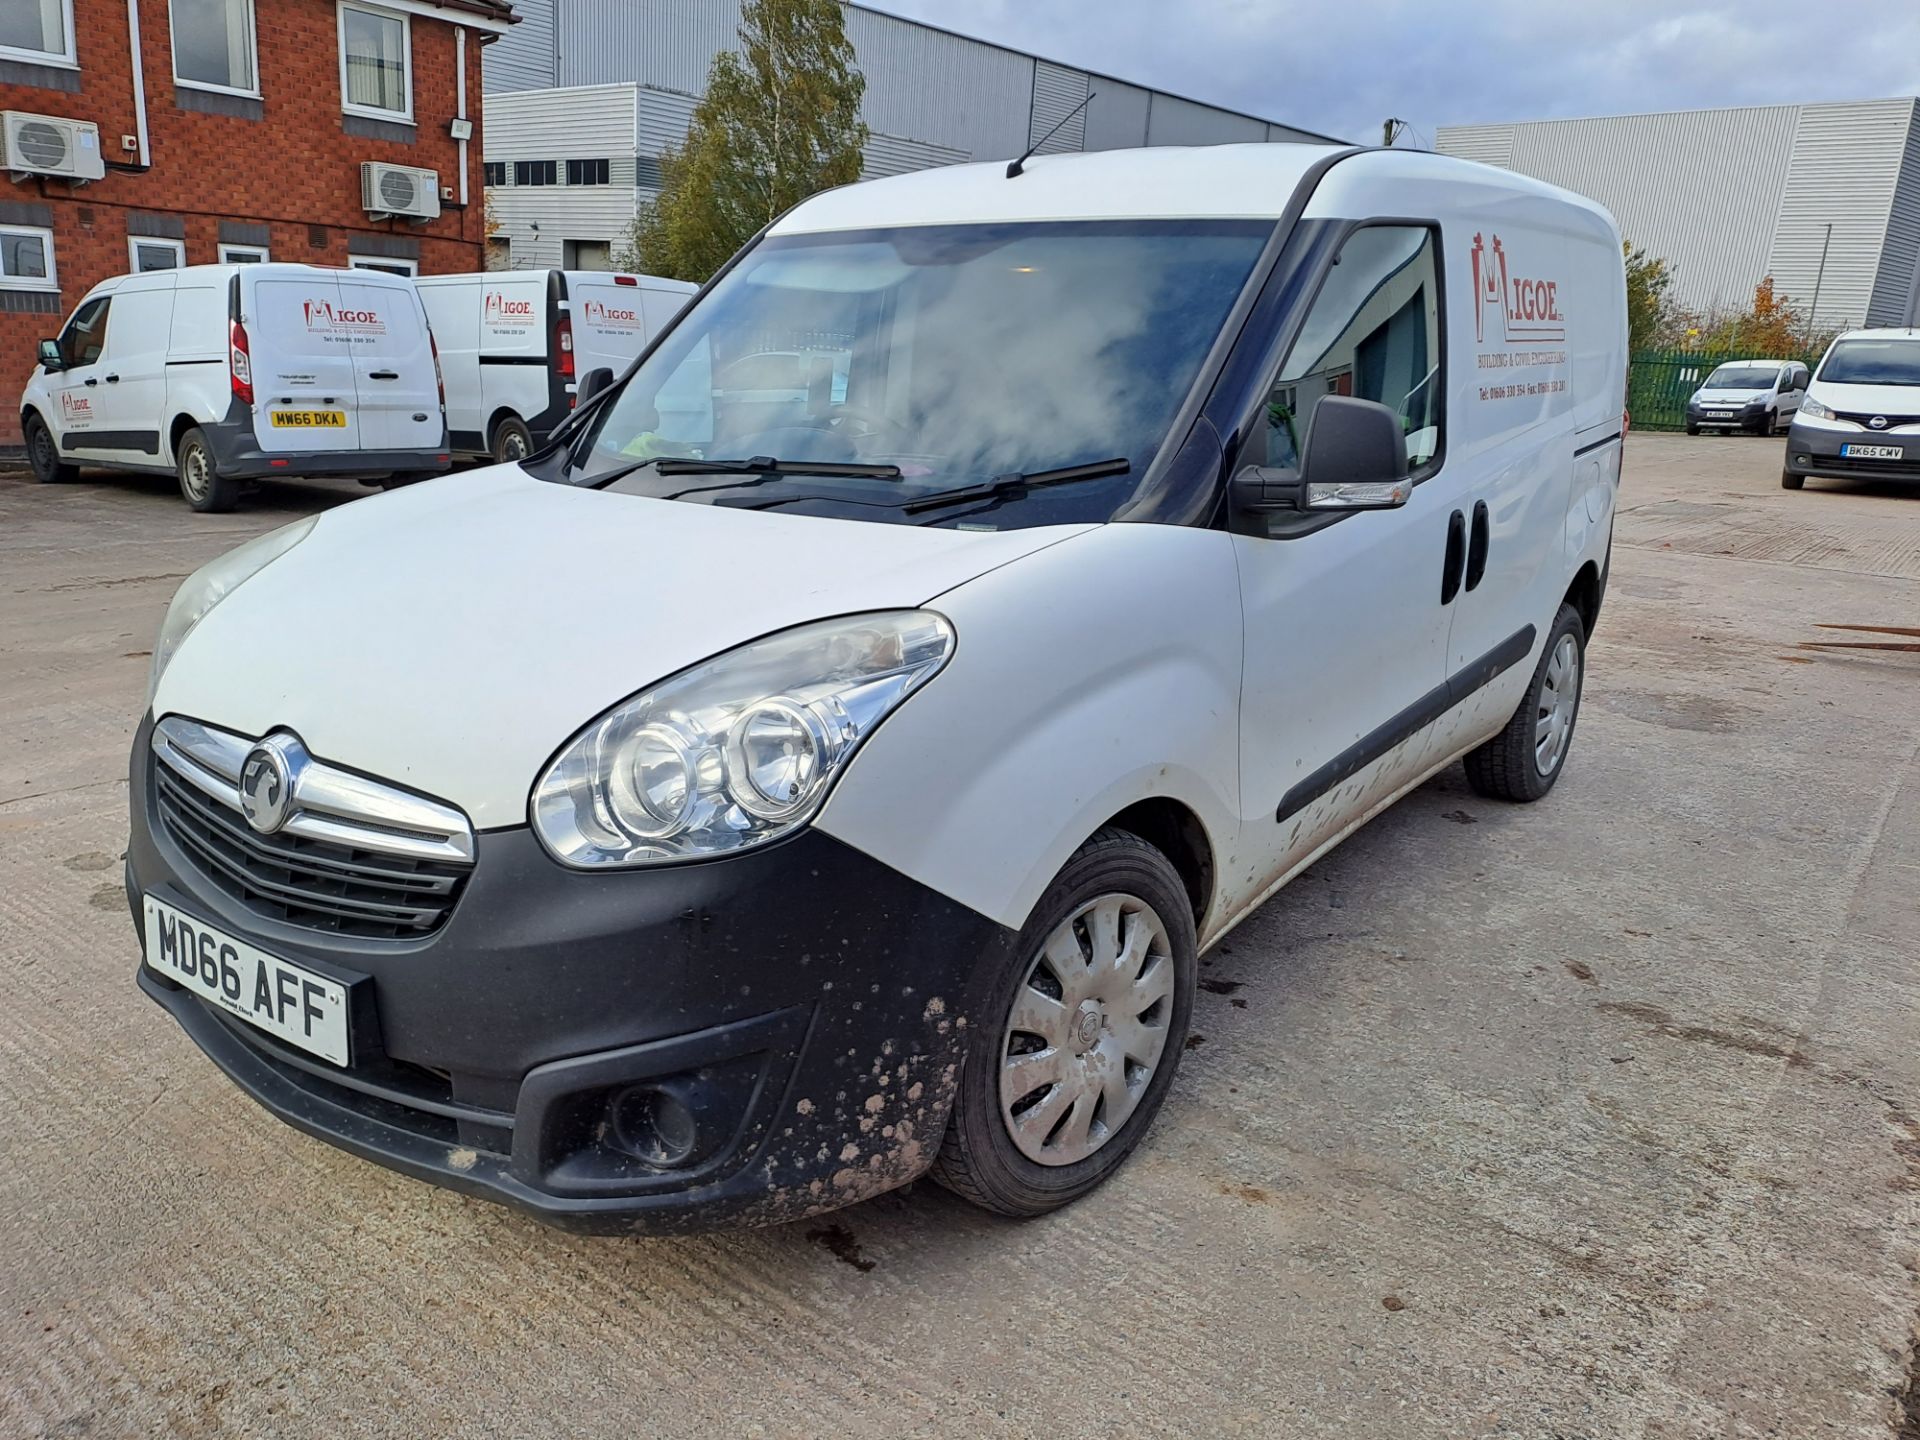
[[610, 1085, 699, 1168]]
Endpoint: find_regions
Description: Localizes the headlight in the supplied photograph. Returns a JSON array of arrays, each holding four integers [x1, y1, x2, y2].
[[148, 517, 319, 705], [532, 611, 954, 867], [1798, 395, 1835, 421]]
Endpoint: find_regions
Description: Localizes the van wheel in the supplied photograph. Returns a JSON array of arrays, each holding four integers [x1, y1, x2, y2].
[[1463, 603, 1586, 803], [1685, 423, 1700, 436], [175, 427, 235, 513], [491, 416, 533, 464], [930, 828, 1196, 1218], [25, 413, 78, 484], [1781, 470, 1805, 490]]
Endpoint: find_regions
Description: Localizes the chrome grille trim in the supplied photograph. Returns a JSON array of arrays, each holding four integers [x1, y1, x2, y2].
[[153, 716, 475, 865]]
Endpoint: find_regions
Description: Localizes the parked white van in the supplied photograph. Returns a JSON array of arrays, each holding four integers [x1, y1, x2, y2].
[[1684, 358, 1807, 435], [129, 145, 1625, 1234], [1784, 328, 1920, 490], [416, 269, 695, 462], [21, 263, 448, 512]]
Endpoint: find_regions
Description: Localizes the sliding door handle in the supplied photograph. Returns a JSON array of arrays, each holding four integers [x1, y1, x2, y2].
[[1441, 509, 1466, 605], [1465, 501, 1490, 592]]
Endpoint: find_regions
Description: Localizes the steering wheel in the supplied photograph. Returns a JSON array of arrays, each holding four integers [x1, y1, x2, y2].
[[823, 402, 906, 439]]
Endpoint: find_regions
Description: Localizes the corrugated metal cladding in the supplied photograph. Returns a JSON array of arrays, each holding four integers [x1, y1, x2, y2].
[[483, 84, 638, 163], [1081, 79, 1150, 151], [1438, 99, 1920, 330], [483, 0, 554, 92], [1873, 107, 1920, 325], [1768, 99, 1913, 329], [1030, 61, 1089, 153], [637, 87, 700, 158], [483, 0, 1331, 169], [864, 131, 969, 177]]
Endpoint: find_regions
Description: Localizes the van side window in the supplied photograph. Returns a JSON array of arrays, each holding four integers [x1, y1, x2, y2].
[[1261, 225, 1442, 473], [58, 296, 111, 368]]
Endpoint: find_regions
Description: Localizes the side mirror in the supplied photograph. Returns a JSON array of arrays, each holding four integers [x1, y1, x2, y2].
[[576, 366, 614, 408], [37, 338, 62, 371], [1231, 395, 1413, 515]]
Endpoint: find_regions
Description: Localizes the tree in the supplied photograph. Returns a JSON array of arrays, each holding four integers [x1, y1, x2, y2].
[[1700, 276, 1803, 357], [621, 0, 867, 281], [1623, 240, 1676, 352]]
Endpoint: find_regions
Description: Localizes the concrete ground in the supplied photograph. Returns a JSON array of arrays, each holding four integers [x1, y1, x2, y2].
[[2, 437, 1918, 1439]]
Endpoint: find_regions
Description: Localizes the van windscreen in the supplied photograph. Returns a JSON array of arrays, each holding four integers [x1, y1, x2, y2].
[[1703, 366, 1779, 390], [1818, 340, 1920, 387], [567, 219, 1272, 528]]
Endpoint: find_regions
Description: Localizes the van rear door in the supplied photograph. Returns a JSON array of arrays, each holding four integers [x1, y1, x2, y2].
[[337, 273, 442, 453], [568, 273, 651, 377], [245, 272, 363, 455]]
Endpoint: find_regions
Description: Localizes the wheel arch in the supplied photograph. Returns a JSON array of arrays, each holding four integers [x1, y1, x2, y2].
[[1563, 559, 1602, 639], [486, 408, 529, 447], [167, 412, 208, 465], [1099, 797, 1215, 929]]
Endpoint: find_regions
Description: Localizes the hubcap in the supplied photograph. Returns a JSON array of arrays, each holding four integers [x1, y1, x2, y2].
[[501, 429, 529, 460], [1534, 632, 1581, 776], [1000, 893, 1174, 1167], [181, 444, 209, 502]]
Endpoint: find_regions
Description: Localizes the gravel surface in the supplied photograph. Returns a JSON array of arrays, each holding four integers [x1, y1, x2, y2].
[[3, 439, 1918, 1438]]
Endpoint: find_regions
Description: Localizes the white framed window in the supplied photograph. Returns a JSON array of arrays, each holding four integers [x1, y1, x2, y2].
[[350, 256, 417, 276], [0, 0, 76, 67], [170, 0, 258, 96], [339, 3, 412, 122], [129, 236, 187, 272], [218, 243, 268, 264], [0, 224, 58, 291]]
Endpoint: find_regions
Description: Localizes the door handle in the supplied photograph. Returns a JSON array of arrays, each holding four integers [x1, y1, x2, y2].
[[104, 374, 120, 383], [1441, 509, 1466, 605], [368, 370, 400, 381], [84, 377, 98, 386], [1465, 501, 1490, 592]]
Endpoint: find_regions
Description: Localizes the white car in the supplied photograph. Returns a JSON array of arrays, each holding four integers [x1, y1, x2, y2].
[[1784, 328, 1920, 490], [416, 268, 694, 463], [1685, 358, 1807, 435], [21, 263, 448, 511], [128, 144, 1625, 1233]]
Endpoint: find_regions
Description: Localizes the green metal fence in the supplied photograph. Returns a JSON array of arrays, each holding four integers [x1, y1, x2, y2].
[[1627, 349, 1805, 432]]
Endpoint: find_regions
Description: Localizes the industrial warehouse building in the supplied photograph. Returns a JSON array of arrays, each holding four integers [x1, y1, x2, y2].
[[1438, 97, 1920, 333], [479, 0, 1339, 270]]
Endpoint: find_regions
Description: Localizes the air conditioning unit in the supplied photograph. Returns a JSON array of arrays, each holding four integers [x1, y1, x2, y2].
[[361, 161, 441, 222], [2, 111, 105, 182]]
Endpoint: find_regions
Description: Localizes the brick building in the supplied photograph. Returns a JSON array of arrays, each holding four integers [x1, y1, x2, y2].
[[0, 0, 513, 449]]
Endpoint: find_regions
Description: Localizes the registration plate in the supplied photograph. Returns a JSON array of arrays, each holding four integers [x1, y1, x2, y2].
[[269, 410, 346, 429], [1841, 443, 1903, 460], [142, 895, 350, 1065]]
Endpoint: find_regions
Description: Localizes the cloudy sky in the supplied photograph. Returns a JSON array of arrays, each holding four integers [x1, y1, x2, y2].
[[867, 0, 1920, 144]]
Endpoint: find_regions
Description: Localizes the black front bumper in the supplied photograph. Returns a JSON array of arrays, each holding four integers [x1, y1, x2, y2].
[[1687, 402, 1769, 431], [128, 715, 1015, 1234], [1784, 422, 1920, 483]]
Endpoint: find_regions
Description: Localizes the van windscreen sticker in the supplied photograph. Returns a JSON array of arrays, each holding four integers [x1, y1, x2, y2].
[[1471, 232, 1567, 405]]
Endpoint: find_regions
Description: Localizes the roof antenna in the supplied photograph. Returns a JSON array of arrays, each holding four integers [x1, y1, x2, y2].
[[1007, 91, 1096, 178]]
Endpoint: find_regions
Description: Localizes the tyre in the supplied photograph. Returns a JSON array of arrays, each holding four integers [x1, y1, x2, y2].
[[24, 413, 77, 484], [175, 426, 235, 513], [1781, 470, 1804, 490], [1463, 603, 1586, 803], [931, 827, 1197, 1218], [490, 415, 533, 464], [1685, 423, 1700, 436]]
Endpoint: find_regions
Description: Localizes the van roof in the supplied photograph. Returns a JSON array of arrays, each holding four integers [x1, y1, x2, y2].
[[151, 262, 417, 282], [1831, 328, 1920, 342], [769, 142, 1603, 236], [415, 269, 696, 291]]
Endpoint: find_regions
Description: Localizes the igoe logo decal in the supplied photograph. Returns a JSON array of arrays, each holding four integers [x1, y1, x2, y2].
[[1471, 231, 1568, 406]]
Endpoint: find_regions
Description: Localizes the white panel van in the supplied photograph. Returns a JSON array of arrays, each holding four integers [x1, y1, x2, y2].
[[415, 269, 695, 462], [20, 263, 449, 512], [131, 145, 1625, 1233]]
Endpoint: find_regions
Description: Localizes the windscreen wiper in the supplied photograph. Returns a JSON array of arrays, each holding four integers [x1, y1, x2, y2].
[[901, 458, 1130, 515], [580, 454, 904, 490]]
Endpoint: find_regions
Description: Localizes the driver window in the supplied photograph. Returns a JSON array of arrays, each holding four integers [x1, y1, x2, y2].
[[59, 296, 111, 369], [1260, 225, 1442, 472]]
